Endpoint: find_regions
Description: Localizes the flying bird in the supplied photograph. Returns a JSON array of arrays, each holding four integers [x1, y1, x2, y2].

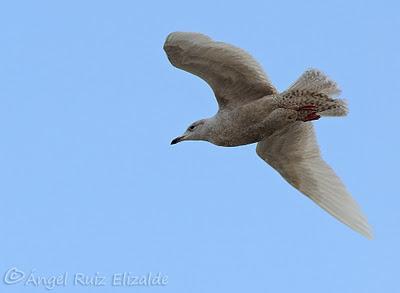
[[164, 32, 372, 238]]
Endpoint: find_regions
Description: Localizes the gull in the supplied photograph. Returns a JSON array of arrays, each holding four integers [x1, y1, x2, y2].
[[164, 32, 372, 239]]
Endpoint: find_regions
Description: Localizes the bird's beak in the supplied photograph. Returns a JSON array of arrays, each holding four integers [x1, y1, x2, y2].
[[170, 135, 185, 145]]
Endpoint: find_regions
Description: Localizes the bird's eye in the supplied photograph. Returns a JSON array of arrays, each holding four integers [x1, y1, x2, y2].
[[188, 125, 196, 131]]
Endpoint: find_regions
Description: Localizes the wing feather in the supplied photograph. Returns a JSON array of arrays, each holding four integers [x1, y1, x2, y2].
[[256, 122, 373, 238], [164, 32, 277, 109]]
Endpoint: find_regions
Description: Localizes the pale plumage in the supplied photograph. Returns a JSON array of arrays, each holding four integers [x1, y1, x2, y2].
[[164, 32, 276, 109], [165, 32, 372, 238], [256, 123, 372, 238]]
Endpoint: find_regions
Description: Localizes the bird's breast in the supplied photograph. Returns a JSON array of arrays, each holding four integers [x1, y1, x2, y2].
[[210, 101, 276, 147]]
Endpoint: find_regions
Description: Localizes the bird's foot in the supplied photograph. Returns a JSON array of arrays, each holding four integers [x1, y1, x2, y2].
[[297, 105, 321, 122], [303, 112, 321, 122]]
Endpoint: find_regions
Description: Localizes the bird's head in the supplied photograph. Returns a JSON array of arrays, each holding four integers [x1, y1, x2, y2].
[[170, 119, 209, 145]]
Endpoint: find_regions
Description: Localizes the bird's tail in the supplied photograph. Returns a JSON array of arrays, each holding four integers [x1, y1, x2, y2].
[[278, 69, 348, 117]]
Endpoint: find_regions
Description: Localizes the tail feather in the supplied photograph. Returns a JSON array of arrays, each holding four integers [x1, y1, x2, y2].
[[288, 68, 341, 98], [280, 69, 348, 117]]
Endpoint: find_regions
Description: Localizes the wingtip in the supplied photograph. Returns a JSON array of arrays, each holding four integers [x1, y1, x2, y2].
[[346, 216, 374, 240], [359, 226, 374, 240]]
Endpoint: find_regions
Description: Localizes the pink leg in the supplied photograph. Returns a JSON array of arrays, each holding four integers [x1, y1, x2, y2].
[[303, 112, 321, 122], [297, 105, 320, 122]]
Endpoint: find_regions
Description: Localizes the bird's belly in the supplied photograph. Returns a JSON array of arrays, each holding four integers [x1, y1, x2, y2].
[[211, 121, 264, 147], [210, 98, 277, 147]]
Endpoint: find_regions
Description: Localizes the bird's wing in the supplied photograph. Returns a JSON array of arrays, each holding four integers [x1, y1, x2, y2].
[[256, 122, 372, 238], [164, 32, 277, 110]]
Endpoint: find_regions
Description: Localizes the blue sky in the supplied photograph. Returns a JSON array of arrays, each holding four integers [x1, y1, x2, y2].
[[0, 0, 399, 292]]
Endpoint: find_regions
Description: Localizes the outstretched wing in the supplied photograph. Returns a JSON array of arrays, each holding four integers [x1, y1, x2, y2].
[[256, 122, 373, 238], [164, 32, 277, 110]]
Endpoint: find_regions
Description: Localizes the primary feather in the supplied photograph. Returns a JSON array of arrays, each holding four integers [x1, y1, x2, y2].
[[256, 123, 373, 239]]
